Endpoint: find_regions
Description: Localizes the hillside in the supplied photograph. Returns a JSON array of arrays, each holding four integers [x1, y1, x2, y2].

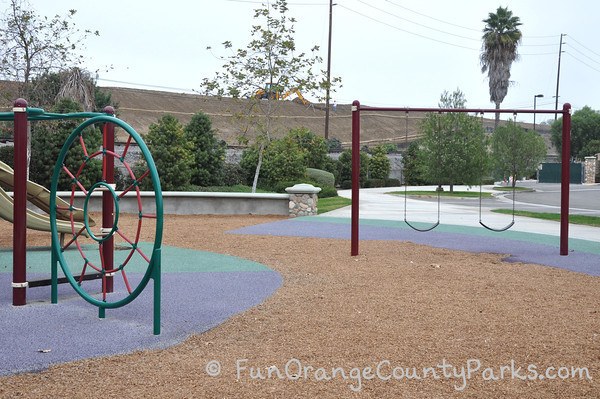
[[104, 86, 554, 154], [105, 86, 423, 147], [0, 83, 554, 154]]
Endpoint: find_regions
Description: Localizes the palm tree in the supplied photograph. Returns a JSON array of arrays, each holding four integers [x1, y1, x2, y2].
[[480, 7, 522, 129]]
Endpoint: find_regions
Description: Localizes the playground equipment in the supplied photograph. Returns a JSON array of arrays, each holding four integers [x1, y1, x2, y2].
[[0, 160, 91, 235], [350, 101, 572, 256], [402, 112, 440, 232], [5, 99, 163, 334]]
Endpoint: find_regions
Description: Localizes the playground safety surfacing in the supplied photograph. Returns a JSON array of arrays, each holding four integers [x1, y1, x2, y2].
[[0, 244, 282, 376], [229, 216, 600, 277]]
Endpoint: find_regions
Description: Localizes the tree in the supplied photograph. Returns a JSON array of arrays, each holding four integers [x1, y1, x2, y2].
[[337, 149, 369, 188], [29, 98, 102, 190], [184, 112, 226, 187], [142, 115, 194, 191], [0, 0, 99, 97], [287, 127, 328, 169], [480, 7, 522, 129], [369, 145, 391, 180], [201, 0, 337, 192], [551, 106, 600, 159], [419, 89, 488, 191], [492, 120, 546, 186], [401, 140, 429, 186]]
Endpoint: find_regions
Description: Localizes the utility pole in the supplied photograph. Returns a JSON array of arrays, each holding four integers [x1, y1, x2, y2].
[[554, 33, 566, 120], [324, 0, 333, 139]]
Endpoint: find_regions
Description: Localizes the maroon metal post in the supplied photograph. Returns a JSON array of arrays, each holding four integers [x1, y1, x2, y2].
[[12, 99, 28, 306], [351, 101, 360, 256], [560, 103, 571, 255], [102, 106, 116, 292]]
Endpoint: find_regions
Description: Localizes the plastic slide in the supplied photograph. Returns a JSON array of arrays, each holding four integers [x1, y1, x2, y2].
[[0, 160, 93, 234]]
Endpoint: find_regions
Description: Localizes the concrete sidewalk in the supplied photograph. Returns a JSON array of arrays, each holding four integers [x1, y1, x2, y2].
[[323, 186, 600, 243]]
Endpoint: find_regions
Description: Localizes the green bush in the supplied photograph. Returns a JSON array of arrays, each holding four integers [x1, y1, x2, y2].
[[341, 180, 352, 189], [369, 146, 391, 180], [144, 114, 194, 191], [384, 178, 401, 187], [327, 137, 343, 152], [239, 146, 260, 186], [221, 162, 245, 186], [338, 149, 369, 187], [0, 146, 14, 169], [288, 127, 328, 169], [364, 178, 385, 188], [306, 168, 335, 188], [262, 136, 306, 186], [184, 112, 225, 187], [30, 98, 103, 190], [317, 184, 337, 198]]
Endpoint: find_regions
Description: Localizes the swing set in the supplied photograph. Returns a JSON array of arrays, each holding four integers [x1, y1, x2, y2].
[[350, 101, 572, 256]]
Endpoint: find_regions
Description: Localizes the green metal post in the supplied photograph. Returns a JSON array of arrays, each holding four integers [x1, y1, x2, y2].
[[153, 248, 162, 335]]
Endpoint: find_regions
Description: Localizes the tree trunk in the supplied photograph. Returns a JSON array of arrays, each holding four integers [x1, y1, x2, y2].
[[449, 184, 454, 192], [494, 102, 500, 130], [251, 143, 265, 193]]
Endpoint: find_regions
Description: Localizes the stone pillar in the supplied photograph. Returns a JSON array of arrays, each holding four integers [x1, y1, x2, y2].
[[285, 183, 321, 217], [584, 156, 597, 184]]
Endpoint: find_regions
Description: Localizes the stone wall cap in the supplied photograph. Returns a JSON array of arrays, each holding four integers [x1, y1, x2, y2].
[[285, 183, 322, 194]]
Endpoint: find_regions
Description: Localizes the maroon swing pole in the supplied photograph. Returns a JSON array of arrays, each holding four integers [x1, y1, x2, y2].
[[102, 106, 116, 292], [351, 100, 360, 256], [12, 98, 28, 306], [560, 103, 571, 256]]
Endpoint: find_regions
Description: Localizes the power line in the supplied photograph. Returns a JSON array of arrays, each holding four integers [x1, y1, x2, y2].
[[568, 35, 600, 59], [356, 0, 480, 42], [564, 52, 600, 74], [338, 4, 479, 51], [384, 0, 480, 32], [566, 43, 600, 66]]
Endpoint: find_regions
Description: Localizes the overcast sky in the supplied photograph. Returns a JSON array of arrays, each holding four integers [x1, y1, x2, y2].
[[17, 0, 600, 123]]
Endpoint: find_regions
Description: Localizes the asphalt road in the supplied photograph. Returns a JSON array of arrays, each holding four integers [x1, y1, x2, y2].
[[416, 182, 600, 216]]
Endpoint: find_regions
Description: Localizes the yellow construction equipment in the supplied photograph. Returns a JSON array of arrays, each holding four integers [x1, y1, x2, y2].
[[255, 83, 310, 105]]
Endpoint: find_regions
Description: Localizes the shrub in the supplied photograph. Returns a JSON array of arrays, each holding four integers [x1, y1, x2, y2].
[[317, 184, 337, 198], [288, 127, 328, 169], [184, 112, 225, 187], [306, 168, 335, 188], [364, 178, 385, 188], [338, 149, 369, 187], [384, 178, 401, 187], [30, 98, 103, 190], [326, 137, 343, 152], [262, 136, 306, 187], [144, 114, 194, 191], [239, 146, 260, 186], [369, 146, 391, 180], [0, 145, 14, 169], [341, 180, 352, 189], [221, 162, 245, 186]]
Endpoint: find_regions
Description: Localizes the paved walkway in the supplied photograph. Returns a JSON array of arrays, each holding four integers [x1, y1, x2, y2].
[[327, 185, 600, 242]]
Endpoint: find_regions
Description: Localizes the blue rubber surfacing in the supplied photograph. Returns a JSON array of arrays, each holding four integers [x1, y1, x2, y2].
[[0, 245, 282, 376], [228, 216, 600, 277]]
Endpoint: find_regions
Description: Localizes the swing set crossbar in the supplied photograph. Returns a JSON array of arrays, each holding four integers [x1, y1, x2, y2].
[[350, 101, 572, 257]]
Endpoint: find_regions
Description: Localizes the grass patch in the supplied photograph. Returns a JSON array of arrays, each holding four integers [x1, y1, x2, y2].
[[318, 196, 352, 214], [492, 209, 600, 227], [389, 190, 493, 199]]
